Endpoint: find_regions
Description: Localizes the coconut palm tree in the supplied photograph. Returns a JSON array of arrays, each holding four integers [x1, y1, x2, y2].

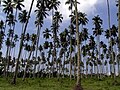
[[0, 20, 5, 50], [22, 33, 37, 81], [65, 0, 79, 80], [2, 0, 15, 14], [2, 0, 15, 32], [65, 0, 75, 10], [99, 41, 107, 75], [48, 0, 60, 23], [92, 15, 103, 78], [106, 0, 114, 78], [5, 13, 16, 77], [43, 28, 52, 40], [5, 37, 11, 77], [70, 11, 88, 79], [6, 14, 16, 29], [6, 13, 17, 57], [111, 25, 118, 79], [0, 20, 5, 75], [48, 0, 61, 74], [13, 0, 24, 20], [12, 34, 19, 58], [12, 0, 24, 35], [59, 28, 69, 78], [33, 3, 49, 78], [65, 0, 75, 80], [43, 28, 52, 77], [88, 35, 97, 77], [73, 0, 83, 89], [18, 10, 28, 33], [49, 0, 60, 10], [51, 11, 63, 74], [12, 0, 35, 84], [118, 0, 120, 68]]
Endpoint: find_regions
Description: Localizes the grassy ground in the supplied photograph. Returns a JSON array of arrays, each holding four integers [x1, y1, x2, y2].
[[0, 77, 120, 90]]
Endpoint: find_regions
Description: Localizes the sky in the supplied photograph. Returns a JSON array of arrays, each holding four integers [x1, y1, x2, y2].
[[21, 0, 118, 32], [0, 0, 118, 56], [22, 0, 105, 20], [22, 0, 116, 20], [0, 0, 118, 26]]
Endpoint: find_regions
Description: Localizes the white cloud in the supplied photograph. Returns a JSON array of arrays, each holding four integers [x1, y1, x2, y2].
[[22, 0, 37, 12], [58, 0, 103, 20], [23, 0, 105, 21]]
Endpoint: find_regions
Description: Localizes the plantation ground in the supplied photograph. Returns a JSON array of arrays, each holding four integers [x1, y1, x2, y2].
[[0, 77, 120, 90]]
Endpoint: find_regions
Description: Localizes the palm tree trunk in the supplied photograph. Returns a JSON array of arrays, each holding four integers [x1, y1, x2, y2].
[[86, 63, 88, 78], [69, 29, 72, 80], [22, 51, 32, 81], [62, 52, 65, 78], [33, 25, 41, 78], [106, 0, 115, 79], [75, 0, 81, 86], [69, 0, 73, 81], [118, 0, 120, 76], [5, 46, 9, 78], [8, 9, 18, 62], [110, 64, 112, 77], [52, 56, 54, 77], [37, 61, 41, 77], [74, 61, 76, 79], [51, 8, 57, 75], [98, 35, 101, 78], [11, 0, 35, 84]]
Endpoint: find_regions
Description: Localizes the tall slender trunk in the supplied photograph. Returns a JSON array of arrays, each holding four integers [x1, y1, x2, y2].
[[86, 63, 88, 78], [33, 25, 41, 78], [69, 0, 73, 81], [75, 0, 81, 86], [74, 61, 76, 79], [51, 8, 56, 75], [11, 0, 35, 84], [62, 52, 65, 78], [37, 61, 41, 77], [5, 44, 11, 78], [102, 52, 105, 77], [98, 35, 101, 78], [118, 0, 120, 76], [22, 51, 32, 81], [69, 26, 72, 80], [9, 9, 18, 62], [107, 0, 115, 79], [4, 46, 9, 77], [110, 64, 112, 77], [52, 55, 54, 77]]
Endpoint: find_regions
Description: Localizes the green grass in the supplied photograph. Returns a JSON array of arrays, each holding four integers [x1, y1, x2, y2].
[[0, 77, 120, 90]]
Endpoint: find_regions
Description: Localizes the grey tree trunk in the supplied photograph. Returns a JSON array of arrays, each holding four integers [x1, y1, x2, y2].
[[74, 0, 81, 86], [62, 53, 65, 78], [118, 0, 120, 76], [11, 0, 35, 84], [22, 51, 32, 81], [33, 25, 41, 78]]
